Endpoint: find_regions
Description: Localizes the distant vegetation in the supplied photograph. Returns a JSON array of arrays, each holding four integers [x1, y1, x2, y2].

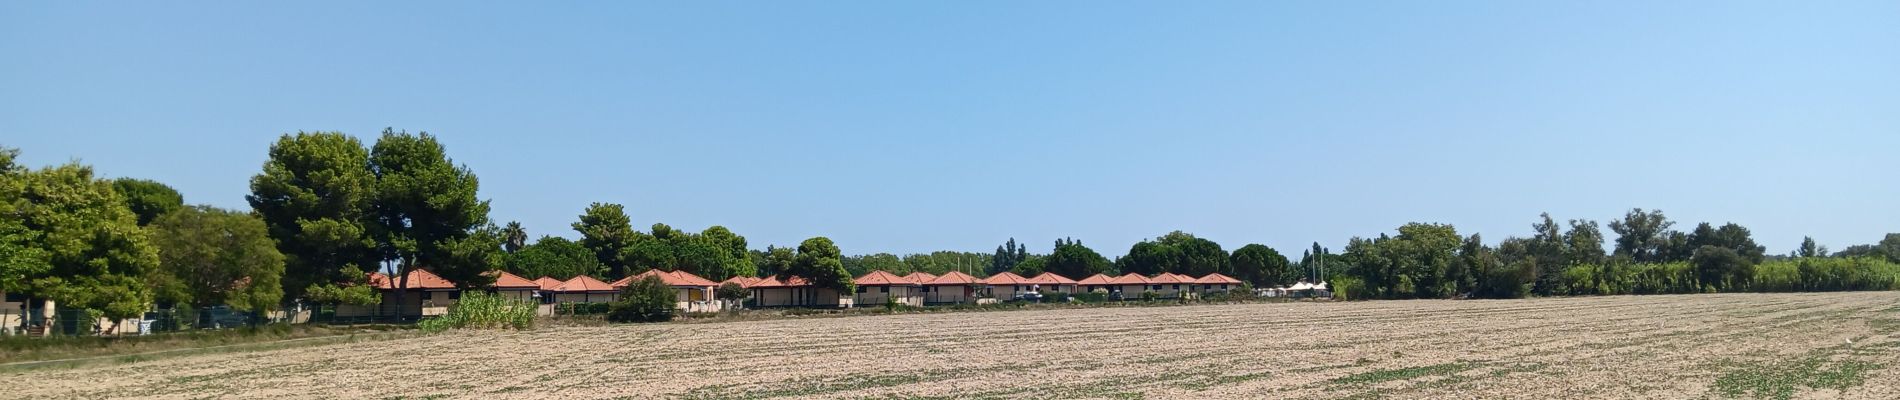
[[5, 131, 1899, 329]]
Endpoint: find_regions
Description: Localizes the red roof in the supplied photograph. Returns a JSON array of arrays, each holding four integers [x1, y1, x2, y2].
[[903, 272, 939, 284], [1076, 273, 1115, 286], [1195, 273, 1244, 285], [855, 270, 917, 286], [485, 271, 540, 289], [551, 275, 616, 292], [750, 275, 816, 288], [1107, 273, 1152, 285], [1025, 272, 1078, 285], [1150, 272, 1195, 284], [612, 269, 718, 288], [982, 271, 1033, 286], [721, 276, 763, 288], [533, 276, 564, 291], [922, 271, 981, 286], [367, 269, 458, 290]]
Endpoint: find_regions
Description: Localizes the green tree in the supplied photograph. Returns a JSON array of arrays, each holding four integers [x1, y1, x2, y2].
[[606, 275, 674, 323], [147, 206, 286, 312], [368, 129, 493, 310], [248, 132, 381, 304], [1876, 233, 1900, 263], [1044, 238, 1111, 279], [1795, 236, 1824, 258], [757, 245, 797, 277], [843, 253, 907, 277], [501, 221, 527, 254], [436, 224, 505, 289], [1011, 255, 1047, 276], [792, 237, 852, 293], [715, 282, 749, 302], [699, 226, 756, 279], [989, 238, 1028, 276], [1116, 241, 1177, 275], [112, 178, 183, 226], [5, 157, 159, 325], [1692, 245, 1750, 291], [572, 202, 636, 279], [1563, 219, 1607, 267], [504, 236, 605, 280], [1609, 208, 1674, 263], [1229, 244, 1293, 286]]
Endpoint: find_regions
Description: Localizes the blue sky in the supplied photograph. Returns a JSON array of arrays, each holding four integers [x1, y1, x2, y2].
[[4, 2, 1896, 257]]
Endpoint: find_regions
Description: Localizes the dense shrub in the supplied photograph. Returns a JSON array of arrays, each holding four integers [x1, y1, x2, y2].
[[417, 292, 536, 333], [1751, 257, 1900, 292], [1329, 276, 1365, 301], [1042, 290, 1071, 303], [556, 302, 610, 315], [1072, 290, 1109, 303], [607, 276, 676, 323]]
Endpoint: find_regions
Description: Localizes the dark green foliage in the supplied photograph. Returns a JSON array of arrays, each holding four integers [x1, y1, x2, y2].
[[1115, 231, 1228, 276], [572, 202, 636, 279], [505, 236, 605, 280], [607, 275, 675, 323], [1230, 244, 1293, 287], [247, 132, 380, 304], [369, 129, 492, 294], [1694, 245, 1752, 292], [791, 237, 853, 293], [989, 238, 1028, 276], [1044, 238, 1111, 279], [715, 282, 749, 301], [1341, 223, 1460, 299], [1609, 208, 1674, 263], [614, 223, 756, 281], [111, 178, 183, 226], [842, 253, 907, 277], [4, 155, 158, 320], [1010, 255, 1046, 276]]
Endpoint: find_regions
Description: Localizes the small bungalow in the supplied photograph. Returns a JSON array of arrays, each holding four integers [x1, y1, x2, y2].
[[1149, 272, 1196, 299], [1108, 273, 1152, 298], [903, 272, 938, 285], [335, 269, 462, 317], [981, 271, 1037, 300], [486, 271, 542, 302], [854, 270, 924, 307], [549, 275, 618, 304], [919, 271, 982, 305], [1025, 272, 1079, 294], [1194, 273, 1245, 293], [612, 270, 721, 312], [750, 275, 854, 308], [1075, 273, 1117, 295]]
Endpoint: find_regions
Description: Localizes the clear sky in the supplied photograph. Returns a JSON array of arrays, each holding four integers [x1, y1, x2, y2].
[[4, 2, 1896, 258]]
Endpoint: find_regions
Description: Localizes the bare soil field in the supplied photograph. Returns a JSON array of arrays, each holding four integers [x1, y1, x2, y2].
[[8, 292, 1900, 399]]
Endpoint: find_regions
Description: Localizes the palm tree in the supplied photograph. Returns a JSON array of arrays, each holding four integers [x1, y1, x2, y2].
[[502, 221, 527, 254]]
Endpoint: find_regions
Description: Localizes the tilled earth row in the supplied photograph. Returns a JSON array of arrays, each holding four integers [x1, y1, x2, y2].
[[10, 292, 1900, 399]]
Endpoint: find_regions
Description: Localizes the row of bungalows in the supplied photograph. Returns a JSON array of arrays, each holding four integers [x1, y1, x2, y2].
[[336, 268, 735, 317], [1072, 272, 1246, 299]]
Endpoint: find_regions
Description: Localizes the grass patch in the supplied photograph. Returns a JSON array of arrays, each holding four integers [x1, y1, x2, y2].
[[1710, 352, 1883, 399], [0, 323, 411, 366], [1330, 362, 1480, 386]]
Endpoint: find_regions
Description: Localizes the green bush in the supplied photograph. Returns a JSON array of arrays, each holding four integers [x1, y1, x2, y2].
[[1042, 290, 1071, 303], [1072, 290, 1109, 303], [556, 302, 610, 315], [1329, 276, 1365, 301], [1138, 291, 1160, 301], [417, 291, 537, 333], [1752, 257, 1900, 292], [607, 276, 676, 323]]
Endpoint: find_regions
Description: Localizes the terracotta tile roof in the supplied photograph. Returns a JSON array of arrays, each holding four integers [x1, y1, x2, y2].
[[721, 276, 763, 288], [1194, 273, 1245, 285], [921, 271, 981, 286], [1150, 272, 1195, 284], [982, 271, 1034, 286], [1025, 272, 1078, 285], [366, 269, 458, 290], [1075, 273, 1115, 286], [750, 275, 816, 288], [903, 272, 939, 284], [533, 276, 564, 291], [485, 271, 540, 289], [551, 275, 616, 292], [855, 270, 917, 286], [1107, 273, 1152, 285], [612, 269, 719, 288]]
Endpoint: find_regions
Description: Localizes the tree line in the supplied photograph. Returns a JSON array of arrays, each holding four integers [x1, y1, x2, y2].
[[5, 132, 1898, 328]]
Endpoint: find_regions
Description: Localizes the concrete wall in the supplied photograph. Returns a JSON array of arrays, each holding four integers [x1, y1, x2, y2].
[[553, 292, 616, 304], [921, 285, 973, 305], [855, 285, 922, 307]]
